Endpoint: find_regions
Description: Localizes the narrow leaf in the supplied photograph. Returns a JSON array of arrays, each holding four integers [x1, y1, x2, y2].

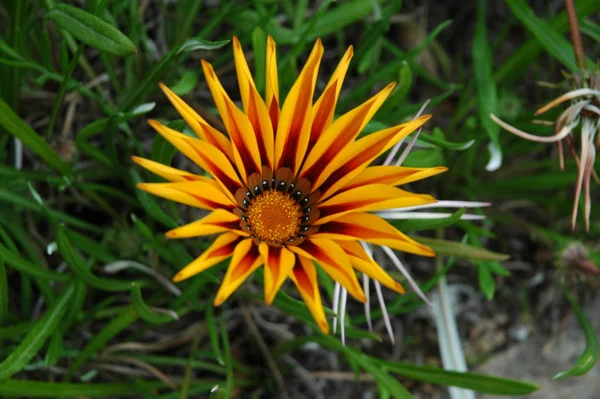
[[382, 361, 538, 395], [0, 285, 74, 380], [414, 236, 510, 261], [0, 243, 70, 282], [0, 99, 70, 175], [46, 4, 136, 56], [66, 307, 138, 379], [553, 287, 600, 379], [131, 283, 177, 324], [505, 0, 591, 72], [56, 225, 140, 291], [473, 0, 501, 171]]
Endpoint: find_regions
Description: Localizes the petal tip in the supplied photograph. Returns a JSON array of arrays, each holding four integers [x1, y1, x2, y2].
[[147, 119, 160, 129], [394, 282, 406, 294], [318, 319, 330, 334], [213, 295, 225, 307], [172, 272, 186, 283]]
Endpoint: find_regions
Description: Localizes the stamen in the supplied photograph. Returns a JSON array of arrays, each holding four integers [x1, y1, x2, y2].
[[245, 190, 301, 245]]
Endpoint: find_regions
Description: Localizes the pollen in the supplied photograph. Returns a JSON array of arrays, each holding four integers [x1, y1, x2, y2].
[[246, 190, 301, 245]]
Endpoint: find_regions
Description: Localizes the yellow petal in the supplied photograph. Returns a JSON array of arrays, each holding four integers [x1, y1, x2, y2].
[[289, 255, 329, 334], [201, 60, 262, 178], [214, 238, 263, 306], [274, 39, 323, 173], [172, 232, 241, 282], [313, 212, 435, 257], [337, 240, 405, 294], [301, 82, 396, 190], [316, 184, 437, 225], [148, 119, 241, 201], [310, 46, 353, 145], [345, 165, 448, 190], [131, 156, 211, 183], [165, 209, 242, 239], [136, 180, 234, 210], [318, 115, 431, 200], [159, 83, 234, 161], [265, 35, 279, 128], [259, 243, 296, 304], [289, 238, 366, 302]]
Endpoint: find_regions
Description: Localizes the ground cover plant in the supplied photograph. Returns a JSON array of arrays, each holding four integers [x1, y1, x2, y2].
[[0, 0, 599, 398]]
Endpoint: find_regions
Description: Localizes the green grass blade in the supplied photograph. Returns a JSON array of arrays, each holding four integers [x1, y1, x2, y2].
[[220, 316, 233, 398], [414, 236, 510, 261], [0, 259, 7, 325], [0, 284, 74, 380], [0, 380, 167, 397], [0, 243, 70, 282], [131, 282, 177, 324], [553, 286, 600, 379], [45, 4, 136, 56], [473, 0, 501, 171], [505, 0, 593, 72], [0, 98, 70, 175], [56, 225, 140, 291], [382, 361, 538, 395], [66, 306, 139, 379]]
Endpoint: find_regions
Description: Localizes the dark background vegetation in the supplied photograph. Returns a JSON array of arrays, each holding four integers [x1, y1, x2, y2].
[[0, 0, 599, 398]]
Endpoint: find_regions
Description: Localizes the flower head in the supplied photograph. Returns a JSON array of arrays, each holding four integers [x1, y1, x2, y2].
[[134, 37, 447, 333], [491, 70, 600, 231]]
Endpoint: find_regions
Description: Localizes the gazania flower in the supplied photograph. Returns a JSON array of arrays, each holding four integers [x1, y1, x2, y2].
[[134, 36, 447, 334]]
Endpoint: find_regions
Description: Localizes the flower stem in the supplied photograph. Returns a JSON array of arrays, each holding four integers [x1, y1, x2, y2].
[[565, 0, 586, 70]]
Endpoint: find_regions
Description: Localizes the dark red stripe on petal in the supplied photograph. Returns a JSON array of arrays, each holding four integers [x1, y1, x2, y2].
[[231, 245, 260, 280]]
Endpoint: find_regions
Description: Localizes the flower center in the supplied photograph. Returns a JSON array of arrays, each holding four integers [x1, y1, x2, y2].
[[235, 167, 321, 247], [246, 190, 301, 245]]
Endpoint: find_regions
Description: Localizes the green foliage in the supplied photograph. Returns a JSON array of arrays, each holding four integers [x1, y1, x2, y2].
[[1, 0, 598, 397]]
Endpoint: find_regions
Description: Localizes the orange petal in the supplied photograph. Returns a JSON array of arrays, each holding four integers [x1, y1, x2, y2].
[[159, 83, 234, 161], [316, 184, 437, 225], [132, 156, 211, 183], [337, 240, 405, 294], [274, 39, 324, 173], [148, 119, 241, 201], [318, 115, 431, 200], [310, 46, 353, 146], [259, 243, 296, 304], [136, 180, 234, 210], [265, 35, 279, 129], [289, 255, 329, 334], [165, 209, 243, 239], [232, 37, 257, 115], [344, 165, 448, 190], [289, 238, 365, 302], [214, 238, 263, 306], [313, 212, 435, 257], [173, 232, 241, 282], [247, 74, 275, 170], [201, 60, 262, 179], [231, 39, 275, 168], [300, 83, 396, 191]]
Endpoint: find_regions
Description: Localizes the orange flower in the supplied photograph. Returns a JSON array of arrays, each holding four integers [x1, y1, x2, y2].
[[134, 37, 446, 333]]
